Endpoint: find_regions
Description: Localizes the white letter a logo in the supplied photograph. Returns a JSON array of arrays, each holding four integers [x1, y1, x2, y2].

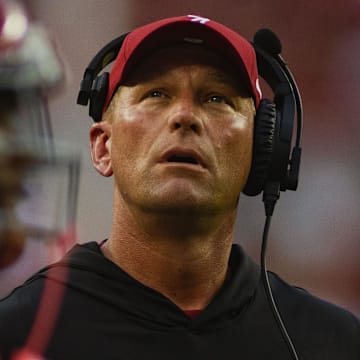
[[187, 15, 210, 24]]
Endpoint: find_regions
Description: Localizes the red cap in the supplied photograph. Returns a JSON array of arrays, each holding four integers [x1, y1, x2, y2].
[[105, 14, 262, 111]]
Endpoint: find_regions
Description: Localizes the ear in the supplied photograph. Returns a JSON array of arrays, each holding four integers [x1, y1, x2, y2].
[[89, 122, 113, 177]]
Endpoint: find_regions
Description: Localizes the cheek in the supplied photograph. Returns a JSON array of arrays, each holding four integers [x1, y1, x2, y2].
[[213, 114, 253, 158], [212, 115, 254, 185], [110, 125, 139, 168], [109, 107, 157, 170]]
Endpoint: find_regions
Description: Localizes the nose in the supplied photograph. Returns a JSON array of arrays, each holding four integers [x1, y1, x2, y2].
[[167, 98, 203, 135]]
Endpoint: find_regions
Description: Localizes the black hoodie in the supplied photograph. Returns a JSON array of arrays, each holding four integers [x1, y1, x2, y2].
[[0, 242, 359, 359]]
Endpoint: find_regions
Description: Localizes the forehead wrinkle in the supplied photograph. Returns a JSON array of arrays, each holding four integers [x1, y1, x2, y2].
[[124, 63, 248, 100], [205, 68, 239, 88]]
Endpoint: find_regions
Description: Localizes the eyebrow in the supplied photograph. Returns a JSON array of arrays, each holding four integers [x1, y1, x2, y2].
[[207, 69, 233, 84], [207, 69, 250, 95]]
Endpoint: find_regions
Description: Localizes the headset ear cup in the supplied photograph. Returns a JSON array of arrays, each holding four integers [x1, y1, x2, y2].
[[89, 72, 109, 122], [243, 99, 276, 196]]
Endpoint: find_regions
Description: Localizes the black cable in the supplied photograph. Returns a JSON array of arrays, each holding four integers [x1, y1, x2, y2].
[[261, 182, 299, 360]]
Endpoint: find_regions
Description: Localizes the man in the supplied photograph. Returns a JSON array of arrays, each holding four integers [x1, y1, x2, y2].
[[0, 14, 359, 360]]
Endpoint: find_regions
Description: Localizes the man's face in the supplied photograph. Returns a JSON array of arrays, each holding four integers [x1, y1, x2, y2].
[[96, 45, 255, 216]]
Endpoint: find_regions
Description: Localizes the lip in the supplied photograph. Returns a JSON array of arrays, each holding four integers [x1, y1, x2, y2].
[[159, 147, 207, 169]]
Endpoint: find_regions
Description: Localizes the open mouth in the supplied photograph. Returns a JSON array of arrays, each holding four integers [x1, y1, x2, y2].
[[161, 148, 205, 168], [167, 155, 199, 165]]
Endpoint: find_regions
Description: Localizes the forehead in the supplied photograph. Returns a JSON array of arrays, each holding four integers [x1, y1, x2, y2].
[[122, 44, 251, 92]]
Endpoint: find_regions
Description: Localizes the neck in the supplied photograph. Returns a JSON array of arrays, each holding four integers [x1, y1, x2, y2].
[[102, 198, 236, 311]]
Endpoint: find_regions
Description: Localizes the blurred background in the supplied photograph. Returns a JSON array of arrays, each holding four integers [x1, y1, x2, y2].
[[0, 0, 359, 317]]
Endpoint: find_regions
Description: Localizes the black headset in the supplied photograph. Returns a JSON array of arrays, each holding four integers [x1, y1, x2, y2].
[[77, 29, 302, 197]]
